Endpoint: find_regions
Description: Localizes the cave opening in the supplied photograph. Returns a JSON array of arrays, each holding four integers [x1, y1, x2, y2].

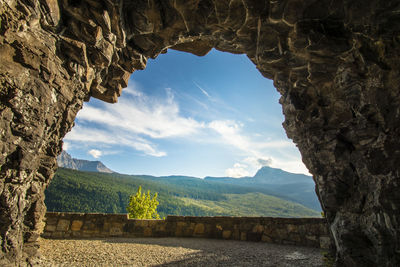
[[49, 49, 322, 218]]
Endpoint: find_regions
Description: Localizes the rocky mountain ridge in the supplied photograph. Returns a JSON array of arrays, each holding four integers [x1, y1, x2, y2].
[[206, 166, 313, 184], [57, 151, 114, 173]]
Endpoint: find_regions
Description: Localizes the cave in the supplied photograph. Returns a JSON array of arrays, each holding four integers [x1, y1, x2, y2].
[[1, 0, 400, 266]]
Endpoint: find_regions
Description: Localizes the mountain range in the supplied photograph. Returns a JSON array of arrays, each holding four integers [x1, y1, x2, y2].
[[50, 151, 321, 217]]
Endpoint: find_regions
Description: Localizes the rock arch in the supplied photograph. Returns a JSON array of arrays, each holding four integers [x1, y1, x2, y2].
[[1, 0, 399, 266]]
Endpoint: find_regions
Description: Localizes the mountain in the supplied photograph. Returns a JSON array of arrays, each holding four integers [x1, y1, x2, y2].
[[205, 166, 320, 211], [205, 166, 313, 185], [57, 151, 114, 173], [45, 168, 321, 218], [50, 157, 322, 215], [253, 166, 314, 184]]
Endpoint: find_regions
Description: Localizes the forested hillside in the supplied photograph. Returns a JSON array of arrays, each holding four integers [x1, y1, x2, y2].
[[45, 168, 320, 218], [205, 166, 321, 211]]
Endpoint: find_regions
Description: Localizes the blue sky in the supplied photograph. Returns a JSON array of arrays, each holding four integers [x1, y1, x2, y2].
[[63, 49, 309, 177]]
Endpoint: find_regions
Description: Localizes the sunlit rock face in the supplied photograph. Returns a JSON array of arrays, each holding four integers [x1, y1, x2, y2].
[[1, 0, 399, 266]]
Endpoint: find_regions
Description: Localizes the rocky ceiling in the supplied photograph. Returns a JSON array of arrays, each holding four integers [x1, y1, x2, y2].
[[1, 0, 400, 266]]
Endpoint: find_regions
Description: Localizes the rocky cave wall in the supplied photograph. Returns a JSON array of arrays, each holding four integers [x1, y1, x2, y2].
[[1, 0, 400, 266]]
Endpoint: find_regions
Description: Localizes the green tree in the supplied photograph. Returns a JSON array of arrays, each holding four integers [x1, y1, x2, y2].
[[127, 186, 160, 219]]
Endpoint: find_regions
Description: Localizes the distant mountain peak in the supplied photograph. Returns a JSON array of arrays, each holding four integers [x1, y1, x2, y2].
[[253, 166, 312, 184], [254, 166, 285, 177], [57, 151, 114, 173]]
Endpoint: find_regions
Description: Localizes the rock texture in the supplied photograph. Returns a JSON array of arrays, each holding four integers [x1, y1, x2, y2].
[[0, 0, 400, 266], [57, 151, 114, 173]]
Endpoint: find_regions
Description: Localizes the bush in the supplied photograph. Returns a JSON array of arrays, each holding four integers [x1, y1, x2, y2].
[[127, 186, 160, 219]]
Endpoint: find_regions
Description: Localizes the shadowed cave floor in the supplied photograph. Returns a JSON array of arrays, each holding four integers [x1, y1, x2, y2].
[[37, 237, 324, 266]]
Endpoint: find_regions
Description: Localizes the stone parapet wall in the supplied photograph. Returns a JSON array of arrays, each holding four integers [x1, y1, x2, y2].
[[42, 213, 331, 249]]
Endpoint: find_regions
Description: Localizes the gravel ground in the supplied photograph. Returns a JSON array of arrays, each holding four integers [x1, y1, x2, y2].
[[37, 237, 325, 266]]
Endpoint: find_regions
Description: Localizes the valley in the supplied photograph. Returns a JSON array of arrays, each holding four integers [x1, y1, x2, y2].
[[46, 162, 321, 218]]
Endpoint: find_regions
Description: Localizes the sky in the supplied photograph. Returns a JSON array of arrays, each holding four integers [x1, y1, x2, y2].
[[63, 49, 310, 178]]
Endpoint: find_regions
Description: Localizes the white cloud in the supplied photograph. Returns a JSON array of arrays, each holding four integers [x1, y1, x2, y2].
[[208, 120, 250, 151], [243, 156, 272, 169], [224, 157, 272, 178], [65, 83, 309, 176], [65, 85, 206, 157], [65, 125, 166, 157], [88, 149, 102, 158], [76, 87, 204, 139], [122, 85, 143, 97], [208, 120, 291, 156], [62, 141, 70, 151], [257, 158, 272, 167], [225, 163, 251, 178], [208, 120, 309, 176]]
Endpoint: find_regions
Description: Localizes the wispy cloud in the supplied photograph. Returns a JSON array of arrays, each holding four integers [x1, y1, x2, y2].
[[76, 87, 204, 139], [65, 83, 309, 175], [194, 81, 211, 98], [208, 120, 292, 156], [65, 125, 166, 157], [208, 120, 250, 151], [192, 82, 243, 117], [207, 119, 309, 176], [64, 85, 206, 157]]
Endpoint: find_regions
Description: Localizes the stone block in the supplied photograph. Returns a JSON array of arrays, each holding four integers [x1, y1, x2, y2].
[[56, 219, 70, 231], [240, 232, 247, 241], [71, 231, 82, 238], [183, 228, 193, 237], [103, 222, 111, 231], [148, 220, 158, 227], [194, 223, 205, 235], [156, 224, 166, 232], [275, 228, 288, 239], [45, 224, 56, 232], [305, 235, 317, 241], [222, 230, 231, 239], [144, 227, 152, 237], [110, 227, 123, 236], [41, 232, 51, 238], [51, 231, 63, 238], [262, 233, 273, 242], [233, 229, 240, 240], [252, 224, 264, 233], [289, 233, 302, 242], [135, 220, 148, 227], [71, 220, 83, 231], [111, 222, 123, 229], [45, 216, 59, 225], [175, 225, 184, 237], [286, 224, 297, 233], [177, 221, 186, 228], [319, 236, 331, 249]]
